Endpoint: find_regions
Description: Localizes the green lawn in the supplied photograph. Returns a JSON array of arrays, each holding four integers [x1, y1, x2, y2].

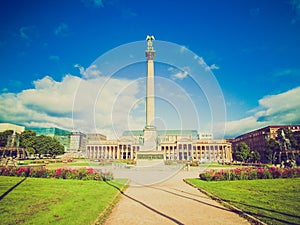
[[0, 176, 127, 225], [186, 178, 300, 225]]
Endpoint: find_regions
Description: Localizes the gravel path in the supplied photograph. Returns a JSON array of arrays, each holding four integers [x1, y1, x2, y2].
[[103, 167, 250, 225]]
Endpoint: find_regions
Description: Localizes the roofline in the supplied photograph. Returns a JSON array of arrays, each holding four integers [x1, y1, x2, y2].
[[235, 125, 300, 139]]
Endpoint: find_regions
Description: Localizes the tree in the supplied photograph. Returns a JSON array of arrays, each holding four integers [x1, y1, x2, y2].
[[19, 130, 64, 157], [249, 150, 261, 163], [19, 130, 36, 148], [0, 130, 14, 147], [294, 131, 300, 150], [32, 135, 64, 157], [234, 142, 250, 162], [265, 138, 280, 164]]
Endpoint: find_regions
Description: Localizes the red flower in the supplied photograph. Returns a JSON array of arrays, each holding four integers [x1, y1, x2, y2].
[[55, 168, 62, 176]]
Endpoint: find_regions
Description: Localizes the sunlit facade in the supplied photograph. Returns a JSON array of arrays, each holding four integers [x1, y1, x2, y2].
[[86, 130, 232, 162]]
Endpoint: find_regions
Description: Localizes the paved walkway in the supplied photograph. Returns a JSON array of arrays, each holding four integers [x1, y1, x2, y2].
[[103, 167, 250, 225]]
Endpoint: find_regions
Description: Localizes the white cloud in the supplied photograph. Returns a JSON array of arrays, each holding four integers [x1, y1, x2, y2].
[[73, 75, 142, 138], [74, 64, 102, 79], [54, 23, 69, 37], [0, 73, 142, 138], [172, 71, 188, 80], [194, 55, 205, 65], [170, 67, 191, 80], [205, 64, 219, 71], [225, 86, 300, 137]]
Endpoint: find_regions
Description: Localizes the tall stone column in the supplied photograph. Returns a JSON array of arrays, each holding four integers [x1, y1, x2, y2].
[[145, 35, 155, 127], [142, 35, 157, 151]]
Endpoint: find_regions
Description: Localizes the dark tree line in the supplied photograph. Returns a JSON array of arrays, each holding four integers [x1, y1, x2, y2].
[[0, 130, 64, 157], [233, 142, 260, 163]]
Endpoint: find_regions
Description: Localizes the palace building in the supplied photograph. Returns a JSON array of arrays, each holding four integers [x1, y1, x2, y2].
[[85, 36, 232, 162], [86, 129, 232, 162]]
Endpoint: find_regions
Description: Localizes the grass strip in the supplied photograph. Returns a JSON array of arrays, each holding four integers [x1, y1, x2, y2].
[[0, 176, 127, 225], [185, 178, 300, 225]]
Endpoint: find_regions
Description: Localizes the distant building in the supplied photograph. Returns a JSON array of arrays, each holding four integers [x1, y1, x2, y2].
[[0, 123, 25, 133], [199, 132, 214, 140], [27, 127, 72, 151], [69, 132, 87, 152], [232, 125, 300, 161]]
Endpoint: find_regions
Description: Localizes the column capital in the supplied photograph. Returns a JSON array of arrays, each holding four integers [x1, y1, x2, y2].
[[146, 50, 156, 60]]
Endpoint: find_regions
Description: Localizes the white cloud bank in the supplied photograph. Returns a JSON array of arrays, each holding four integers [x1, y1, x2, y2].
[[1, 71, 299, 139], [0, 73, 142, 138], [0, 75, 80, 129], [225, 86, 300, 137]]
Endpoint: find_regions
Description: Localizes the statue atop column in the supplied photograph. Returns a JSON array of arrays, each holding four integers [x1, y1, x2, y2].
[[146, 35, 155, 51], [146, 35, 155, 60]]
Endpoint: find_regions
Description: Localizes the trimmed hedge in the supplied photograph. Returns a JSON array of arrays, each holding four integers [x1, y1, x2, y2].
[[199, 167, 300, 181], [0, 166, 113, 181]]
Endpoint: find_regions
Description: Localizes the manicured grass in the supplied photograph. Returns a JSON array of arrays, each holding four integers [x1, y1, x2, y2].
[[0, 176, 127, 225], [45, 160, 100, 169], [186, 178, 300, 225]]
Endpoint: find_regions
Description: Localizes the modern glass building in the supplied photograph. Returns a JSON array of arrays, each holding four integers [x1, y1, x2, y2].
[[26, 127, 71, 151]]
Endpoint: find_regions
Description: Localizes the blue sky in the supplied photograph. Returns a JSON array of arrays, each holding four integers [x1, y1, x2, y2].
[[0, 0, 300, 138]]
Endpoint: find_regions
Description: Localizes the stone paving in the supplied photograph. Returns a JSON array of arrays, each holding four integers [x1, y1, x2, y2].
[[103, 166, 250, 225]]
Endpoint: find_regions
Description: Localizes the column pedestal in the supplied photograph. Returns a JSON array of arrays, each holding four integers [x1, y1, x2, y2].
[[142, 126, 157, 151]]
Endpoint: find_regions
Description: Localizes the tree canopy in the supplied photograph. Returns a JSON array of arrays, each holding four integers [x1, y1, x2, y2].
[[234, 142, 250, 162], [0, 130, 14, 147], [1, 129, 64, 157]]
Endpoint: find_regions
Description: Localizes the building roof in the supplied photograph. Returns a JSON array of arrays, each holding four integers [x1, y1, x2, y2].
[[235, 125, 300, 139], [26, 127, 71, 136], [123, 130, 198, 137]]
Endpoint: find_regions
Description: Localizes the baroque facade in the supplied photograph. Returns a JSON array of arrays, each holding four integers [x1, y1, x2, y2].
[[86, 130, 232, 162]]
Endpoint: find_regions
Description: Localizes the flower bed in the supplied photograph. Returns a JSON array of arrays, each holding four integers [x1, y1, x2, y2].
[[199, 167, 300, 181], [0, 166, 113, 181]]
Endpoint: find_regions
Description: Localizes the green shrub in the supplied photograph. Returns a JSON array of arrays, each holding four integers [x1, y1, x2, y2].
[[0, 166, 113, 181]]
